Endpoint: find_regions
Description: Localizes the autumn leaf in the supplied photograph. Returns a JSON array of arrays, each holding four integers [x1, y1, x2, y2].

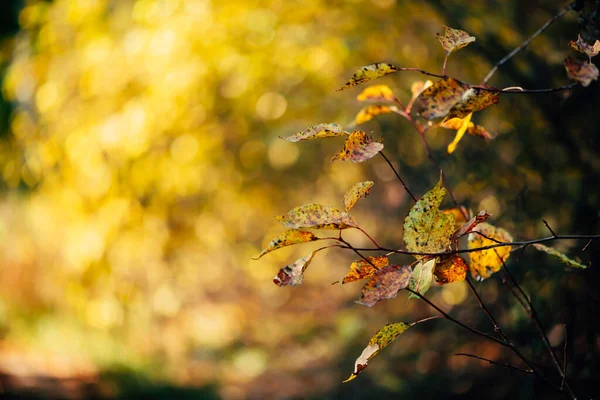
[[468, 222, 514, 280], [441, 118, 494, 140], [532, 244, 587, 269], [408, 258, 436, 299], [569, 34, 600, 60], [565, 57, 599, 87], [410, 80, 433, 100], [356, 265, 412, 307], [445, 87, 500, 120], [442, 207, 469, 229], [343, 321, 413, 382], [344, 181, 374, 212], [437, 25, 476, 54], [354, 105, 398, 125], [331, 131, 384, 163], [446, 112, 472, 154], [341, 255, 389, 284], [434, 255, 468, 284], [357, 85, 396, 102], [280, 123, 348, 142], [337, 63, 401, 91], [414, 77, 469, 120], [275, 203, 357, 229], [255, 229, 318, 259], [403, 178, 455, 257], [273, 252, 317, 286], [451, 210, 490, 241]]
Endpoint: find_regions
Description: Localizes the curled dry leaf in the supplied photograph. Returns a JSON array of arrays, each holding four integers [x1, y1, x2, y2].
[[569, 34, 600, 60], [354, 105, 398, 125], [275, 203, 357, 230], [356, 265, 412, 307], [343, 321, 413, 382], [341, 255, 389, 284], [357, 85, 396, 102], [565, 57, 599, 87], [337, 63, 401, 91], [468, 222, 514, 280], [255, 229, 318, 259], [437, 25, 476, 54], [273, 252, 317, 287], [344, 181, 374, 212], [331, 131, 384, 163], [414, 77, 469, 120], [441, 118, 494, 140], [434, 255, 468, 284], [408, 258, 436, 299], [445, 87, 500, 120], [451, 210, 490, 241], [280, 123, 348, 142], [532, 244, 587, 269], [403, 177, 456, 257]]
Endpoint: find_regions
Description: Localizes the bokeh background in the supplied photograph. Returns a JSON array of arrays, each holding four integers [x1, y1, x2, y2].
[[0, 0, 598, 399]]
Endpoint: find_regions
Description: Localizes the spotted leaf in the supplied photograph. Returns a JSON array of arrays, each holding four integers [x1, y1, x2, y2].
[[434, 255, 468, 284], [255, 229, 318, 259], [331, 131, 384, 163], [414, 77, 469, 120], [273, 252, 317, 287], [344, 181, 374, 212], [565, 57, 599, 87], [356, 265, 412, 307], [275, 203, 357, 230], [341, 255, 389, 284], [532, 244, 587, 269], [468, 222, 513, 280], [280, 123, 348, 142], [337, 63, 401, 91], [445, 87, 500, 120], [437, 25, 475, 54], [569, 34, 600, 60]]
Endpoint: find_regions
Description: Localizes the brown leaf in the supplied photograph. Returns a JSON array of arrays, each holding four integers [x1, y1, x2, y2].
[[337, 63, 401, 91], [468, 222, 513, 280], [434, 255, 468, 284], [273, 252, 317, 286], [569, 34, 600, 59], [356, 265, 412, 307], [445, 87, 500, 120], [565, 57, 599, 87], [437, 25, 476, 54], [344, 181, 374, 212], [451, 210, 490, 241], [255, 229, 318, 259], [356, 85, 396, 102], [331, 131, 384, 163], [275, 203, 357, 230], [354, 105, 398, 125], [410, 80, 433, 100], [280, 123, 348, 142], [414, 78, 469, 120], [341, 256, 389, 284]]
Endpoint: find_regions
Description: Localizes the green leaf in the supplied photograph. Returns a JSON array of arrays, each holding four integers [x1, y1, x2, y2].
[[532, 244, 587, 269], [279, 123, 348, 142], [343, 321, 413, 382], [344, 181, 374, 212], [408, 258, 436, 299], [356, 265, 412, 307], [275, 204, 357, 230], [254, 229, 318, 259], [403, 177, 455, 257]]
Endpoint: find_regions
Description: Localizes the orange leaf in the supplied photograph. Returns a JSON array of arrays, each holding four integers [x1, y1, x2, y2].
[[569, 34, 600, 60], [275, 203, 357, 230], [356, 265, 412, 307], [280, 123, 348, 142], [356, 85, 396, 102], [354, 105, 398, 124], [434, 255, 468, 284], [337, 63, 401, 91], [331, 131, 384, 163], [341, 256, 389, 284], [565, 57, 599, 87], [437, 25, 476, 54], [414, 77, 469, 120]]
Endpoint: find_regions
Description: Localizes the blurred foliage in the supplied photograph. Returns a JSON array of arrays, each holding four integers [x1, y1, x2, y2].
[[0, 0, 598, 399]]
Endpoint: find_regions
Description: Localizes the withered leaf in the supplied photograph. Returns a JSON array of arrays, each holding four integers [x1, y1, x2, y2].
[[354, 105, 398, 125], [565, 57, 599, 87], [414, 77, 469, 120], [337, 63, 401, 91], [408, 258, 436, 299], [532, 244, 587, 269], [569, 34, 600, 60], [341, 255, 389, 284], [357, 85, 396, 102], [344, 321, 413, 382], [331, 131, 384, 163], [437, 25, 476, 54], [468, 222, 513, 280], [275, 203, 357, 230], [280, 123, 348, 142], [452, 210, 490, 241], [255, 229, 318, 259], [273, 252, 317, 287], [403, 177, 456, 257], [344, 181, 374, 212], [356, 265, 412, 307], [434, 255, 468, 284], [445, 87, 500, 120]]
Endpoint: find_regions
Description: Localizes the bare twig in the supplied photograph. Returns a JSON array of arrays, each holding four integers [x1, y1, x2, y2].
[[379, 151, 417, 202], [454, 353, 533, 374], [562, 322, 568, 390], [543, 219, 558, 237]]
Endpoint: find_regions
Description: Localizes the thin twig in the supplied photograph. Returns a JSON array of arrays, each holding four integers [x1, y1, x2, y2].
[[562, 322, 568, 390], [482, 1, 576, 84], [442, 54, 449, 76], [356, 227, 382, 248], [501, 84, 578, 93], [379, 151, 417, 202], [454, 353, 533, 374], [543, 219, 558, 237], [582, 239, 593, 251]]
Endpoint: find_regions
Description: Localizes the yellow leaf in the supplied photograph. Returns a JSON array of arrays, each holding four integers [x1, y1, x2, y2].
[[280, 123, 348, 142], [331, 131, 384, 163], [356, 85, 396, 102], [341, 256, 389, 284], [565, 57, 599, 87], [437, 25, 476, 54], [337, 63, 401, 91], [468, 222, 513, 280], [275, 203, 357, 230], [414, 77, 469, 120], [354, 105, 398, 125], [441, 118, 494, 140], [410, 80, 433, 100], [434, 255, 468, 284], [344, 181, 374, 212], [446, 112, 472, 154], [255, 229, 318, 259]]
